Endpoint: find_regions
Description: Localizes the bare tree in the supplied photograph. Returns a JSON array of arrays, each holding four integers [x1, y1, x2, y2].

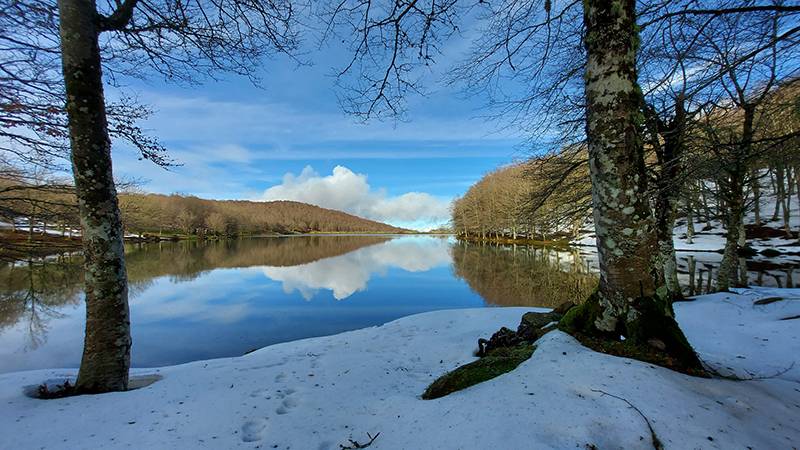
[[19, 0, 301, 393], [684, 10, 799, 290]]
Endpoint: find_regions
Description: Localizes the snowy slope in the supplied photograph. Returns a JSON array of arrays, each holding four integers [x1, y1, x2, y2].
[[0, 289, 798, 449]]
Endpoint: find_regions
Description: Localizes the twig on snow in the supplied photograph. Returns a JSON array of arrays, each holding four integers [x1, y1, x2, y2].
[[340, 432, 380, 449], [591, 389, 664, 450]]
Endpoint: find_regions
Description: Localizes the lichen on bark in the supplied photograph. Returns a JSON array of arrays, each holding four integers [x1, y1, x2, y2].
[[58, 0, 131, 393], [576, 0, 702, 372]]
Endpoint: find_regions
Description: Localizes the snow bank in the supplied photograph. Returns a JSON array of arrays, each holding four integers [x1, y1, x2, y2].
[[0, 289, 798, 449]]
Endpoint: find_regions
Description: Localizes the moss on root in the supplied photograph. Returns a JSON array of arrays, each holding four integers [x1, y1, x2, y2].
[[559, 292, 706, 376], [422, 345, 535, 400]]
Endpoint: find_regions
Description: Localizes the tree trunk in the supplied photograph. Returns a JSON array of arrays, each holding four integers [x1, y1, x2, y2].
[[584, 0, 656, 309], [737, 220, 746, 248], [58, 0, 131, 393], [750, 170, 761, 226], [796, 164, 800, 237], [783, 166, 793, 237], [561, 0, 700, 372], [652, 96, 685, 301], [771, 166, 782, 222], [699, 183, 713, 226]]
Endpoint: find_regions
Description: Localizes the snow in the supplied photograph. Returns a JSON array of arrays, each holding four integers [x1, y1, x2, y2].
[[0, 289, 798, 449]]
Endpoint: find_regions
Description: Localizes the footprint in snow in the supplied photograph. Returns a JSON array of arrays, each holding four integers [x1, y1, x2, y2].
[[240, 419, 267, 442], [249, 389, 270, 399], [275, 389, 298, 415]]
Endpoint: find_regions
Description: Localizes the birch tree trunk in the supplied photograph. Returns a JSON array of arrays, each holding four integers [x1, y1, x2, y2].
[[561, 0, 700, 372], [58, 0, 131, 393]]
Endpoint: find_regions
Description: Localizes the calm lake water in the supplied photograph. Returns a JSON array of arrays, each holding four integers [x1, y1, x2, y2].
[[0, 235, 797, 374]]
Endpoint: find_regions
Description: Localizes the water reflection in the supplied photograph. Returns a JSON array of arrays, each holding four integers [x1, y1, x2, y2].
[[123, 235, 393, 283], [0, 236, 473, 372], [0, 256, 82, 352], [451, 242, 598, 308], [263, 237, 452, 300], [1, 235, 798, 373]]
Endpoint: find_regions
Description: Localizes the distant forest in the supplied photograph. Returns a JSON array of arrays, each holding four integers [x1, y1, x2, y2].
[[0, 175, 408, 238], [118, 193, 409, 236]]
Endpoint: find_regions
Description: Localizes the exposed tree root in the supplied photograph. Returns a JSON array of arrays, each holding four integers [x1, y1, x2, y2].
[[559, 292, 707, 376], [422, 345, 536, 400], [421, 305, 575, 399], [36, 380, 76, 399]]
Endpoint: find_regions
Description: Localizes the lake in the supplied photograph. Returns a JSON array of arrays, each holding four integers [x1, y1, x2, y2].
[[0, 235, 797, 374]]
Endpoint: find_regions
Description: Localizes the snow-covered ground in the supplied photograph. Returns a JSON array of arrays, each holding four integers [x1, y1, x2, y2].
[[0, 288, 797, 449]]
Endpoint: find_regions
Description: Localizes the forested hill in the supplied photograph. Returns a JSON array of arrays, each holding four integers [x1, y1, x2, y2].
[[119, 193, 411, 235], [0, 175, 410, 236]]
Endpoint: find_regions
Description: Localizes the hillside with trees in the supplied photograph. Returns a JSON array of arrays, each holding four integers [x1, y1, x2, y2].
[[1, 173, 408, 249], [117, 193, 409, 236]]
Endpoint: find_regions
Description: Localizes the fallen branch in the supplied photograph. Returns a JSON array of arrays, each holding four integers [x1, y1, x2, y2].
[[591, 389, 663, 450], [752, 297, 786, 306], [700, 358, 796, 381], [340, 432, 380, 449]]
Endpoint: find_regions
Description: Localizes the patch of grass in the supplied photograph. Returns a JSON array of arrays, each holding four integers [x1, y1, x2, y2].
[[422, 345, 535, 400]]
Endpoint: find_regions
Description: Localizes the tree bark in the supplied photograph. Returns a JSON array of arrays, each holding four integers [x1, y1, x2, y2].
[[562, 0, 700, 372], [584, 0, 656, 312], [58, 0, 131, 393]]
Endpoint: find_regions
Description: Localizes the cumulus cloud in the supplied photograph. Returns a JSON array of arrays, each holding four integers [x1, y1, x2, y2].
[[259, 165, 450, 230]]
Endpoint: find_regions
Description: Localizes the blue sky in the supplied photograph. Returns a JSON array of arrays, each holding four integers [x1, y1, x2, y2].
[[110, 29, 530, 230]]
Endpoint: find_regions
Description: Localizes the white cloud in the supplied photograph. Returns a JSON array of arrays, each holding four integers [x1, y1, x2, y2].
[[259, 166, 451, 230]]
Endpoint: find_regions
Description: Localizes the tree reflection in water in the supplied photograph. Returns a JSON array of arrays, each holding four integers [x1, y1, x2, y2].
[[452, 241, 599, 308], [0, 255, 82, 350], [2, 236, 798, 368]]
